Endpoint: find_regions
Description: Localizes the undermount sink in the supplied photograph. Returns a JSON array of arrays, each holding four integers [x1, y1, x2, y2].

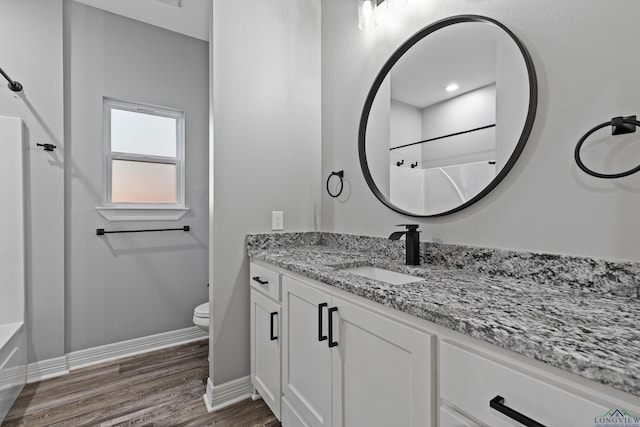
[[341, 266, 421, 285]]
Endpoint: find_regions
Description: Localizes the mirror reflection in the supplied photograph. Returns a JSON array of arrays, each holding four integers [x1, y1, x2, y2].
[[361, 17, 536, 216]]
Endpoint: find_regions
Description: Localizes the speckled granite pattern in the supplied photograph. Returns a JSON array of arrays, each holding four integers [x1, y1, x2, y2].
[[418, 241, 640, 298], [247, 233, 640, 398], [249, 232, 640, 297]]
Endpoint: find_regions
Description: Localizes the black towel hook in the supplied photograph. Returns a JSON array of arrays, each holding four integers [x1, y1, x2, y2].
[[574, 115, 640, 179]]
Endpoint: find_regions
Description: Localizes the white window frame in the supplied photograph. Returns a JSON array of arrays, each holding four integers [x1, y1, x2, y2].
[[96, 98, 189, 222]]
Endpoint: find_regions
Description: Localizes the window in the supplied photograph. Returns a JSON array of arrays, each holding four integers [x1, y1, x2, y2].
[[98, 99, 187, 221]]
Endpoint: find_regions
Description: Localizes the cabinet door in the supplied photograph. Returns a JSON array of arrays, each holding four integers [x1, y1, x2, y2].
[[250, 289, 281, 420], [330, 297, 434, 427], [282, 277, 332, 427], [439, 405, 481, 427]]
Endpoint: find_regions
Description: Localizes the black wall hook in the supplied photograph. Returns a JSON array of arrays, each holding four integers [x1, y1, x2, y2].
[[37, 143, 57, 152], [410, 162, 418, 168], [396, 159, 404, 167]]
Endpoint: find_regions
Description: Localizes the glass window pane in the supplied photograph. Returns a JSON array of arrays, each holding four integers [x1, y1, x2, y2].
[[111, 160, 177, 204], [111, 108, 177, 157]]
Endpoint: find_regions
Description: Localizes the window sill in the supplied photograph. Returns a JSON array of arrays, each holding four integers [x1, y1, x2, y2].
[[96, 206, 189, 222]]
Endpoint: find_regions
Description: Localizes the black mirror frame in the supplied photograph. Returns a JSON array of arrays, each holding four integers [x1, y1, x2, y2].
[[358, 15, 538, 217]]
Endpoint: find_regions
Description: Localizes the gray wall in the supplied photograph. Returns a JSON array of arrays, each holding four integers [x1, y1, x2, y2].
[[0, 0, 66, 363], [65, 1, 209, 352], [321, 0, 640, 262], [1, 0, 209, 364], [211, 0, 321, 385]]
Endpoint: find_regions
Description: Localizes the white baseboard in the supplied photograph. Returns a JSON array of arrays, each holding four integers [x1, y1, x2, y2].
[[204, 376, 252, 413], [66, 326, 207, 370], [27, 326, 207, 383], [27, 356, 69, 383]]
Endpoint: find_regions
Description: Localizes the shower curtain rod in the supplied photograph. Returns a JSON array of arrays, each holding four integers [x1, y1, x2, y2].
[[390, 123, 496, 151], [0, 67, 23, 92]]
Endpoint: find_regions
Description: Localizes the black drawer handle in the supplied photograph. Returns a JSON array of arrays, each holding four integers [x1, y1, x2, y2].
[[252, 276, 268, 285], [328, 307, 338, 348], [490, 395, 546, 427], [318, 303, 328, 341], [270, 312, 278, 341]]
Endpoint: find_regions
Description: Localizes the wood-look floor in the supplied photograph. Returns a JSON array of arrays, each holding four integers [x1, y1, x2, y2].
[[3, 340, 280, 427]]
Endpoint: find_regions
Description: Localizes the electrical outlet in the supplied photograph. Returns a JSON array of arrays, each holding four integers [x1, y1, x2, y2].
[[272, 211, 284, 231]]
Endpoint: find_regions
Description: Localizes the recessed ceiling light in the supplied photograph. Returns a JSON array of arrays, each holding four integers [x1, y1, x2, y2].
[[445, 83, 459, 92]]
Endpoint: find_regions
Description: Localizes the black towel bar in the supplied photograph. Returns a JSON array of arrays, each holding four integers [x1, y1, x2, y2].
[[96, 225, 190, 235]]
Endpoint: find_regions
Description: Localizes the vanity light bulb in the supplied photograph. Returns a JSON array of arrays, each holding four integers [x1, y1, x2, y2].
[[445, 83, 459, 92], [387, 0, 408, 10], [358, 0, 377, 31]]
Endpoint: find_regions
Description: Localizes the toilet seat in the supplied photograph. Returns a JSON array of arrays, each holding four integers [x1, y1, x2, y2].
[[194, 302, 209, 318], [193, 302, 210, 333]]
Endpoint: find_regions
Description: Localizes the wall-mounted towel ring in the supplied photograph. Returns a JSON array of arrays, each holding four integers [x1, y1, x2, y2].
[[326, 170, 344, 198], [574, 115, 640, 179]]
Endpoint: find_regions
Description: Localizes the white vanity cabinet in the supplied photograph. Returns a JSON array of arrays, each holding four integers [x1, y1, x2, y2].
[[251, 260, 640, 427], [439, 405, 480, 427], [438, 339, 637, 427], [281, 275, 434, 427], [250, 263, 282, 420]]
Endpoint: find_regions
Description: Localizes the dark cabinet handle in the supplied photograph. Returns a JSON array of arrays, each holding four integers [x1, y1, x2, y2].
[[318, 303, 328, 341], [328, 307, 338, 348], [490, 396, 546, 427], [270, 312, 278, 341], [252, 276, 268, 285]]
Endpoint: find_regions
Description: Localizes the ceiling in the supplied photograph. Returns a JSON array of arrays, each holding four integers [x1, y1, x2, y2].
[[390, 22, 502, 109], [72, 0, 210, 42]]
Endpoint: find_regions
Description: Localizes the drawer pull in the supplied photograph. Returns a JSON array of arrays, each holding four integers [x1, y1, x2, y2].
[[490, 395, 546, 427], [328, 307, 338, 348], [318, 303, 328, 342], [270, 312, 278, 341], [252, 276, 268, 286]]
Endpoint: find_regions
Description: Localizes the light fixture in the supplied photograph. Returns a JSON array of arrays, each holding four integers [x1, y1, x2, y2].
[[386, 0, 408, 10], [358, 0, 378, 31], [358, 0, 409, 31], [445, 83, 459, 92]]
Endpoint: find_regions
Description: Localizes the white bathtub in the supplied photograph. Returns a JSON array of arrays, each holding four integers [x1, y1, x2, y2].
[[0, 116, 26, 423], [0, 323, 26, 422]]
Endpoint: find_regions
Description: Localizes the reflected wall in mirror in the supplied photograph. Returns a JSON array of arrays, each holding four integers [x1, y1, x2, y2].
[[359, 15, 537, 217]]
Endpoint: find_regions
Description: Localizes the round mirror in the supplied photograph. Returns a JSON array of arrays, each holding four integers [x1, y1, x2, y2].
[[359, 15, 537, 217]]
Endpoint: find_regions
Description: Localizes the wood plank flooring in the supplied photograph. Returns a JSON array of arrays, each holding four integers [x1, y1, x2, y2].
[[3, 340, 280, 427]]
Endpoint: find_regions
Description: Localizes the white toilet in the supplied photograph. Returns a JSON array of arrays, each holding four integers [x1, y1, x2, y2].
[[193, 302, 210, 332]]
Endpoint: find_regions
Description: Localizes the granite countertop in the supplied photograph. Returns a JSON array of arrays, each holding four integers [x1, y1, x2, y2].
[[247, 233, 640, 399]]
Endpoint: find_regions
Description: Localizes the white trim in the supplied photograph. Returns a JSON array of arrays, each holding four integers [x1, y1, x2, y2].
[[27, 356, 69, 383], [103, 97, 186, 208], [27, 326, 207, 383], [67, 326, 206, 370], [203, 376, 252, 413], [96, 206, 189, 221]]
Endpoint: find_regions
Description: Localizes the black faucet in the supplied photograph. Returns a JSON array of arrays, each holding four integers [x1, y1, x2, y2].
[[389, 224, 420, 266]]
